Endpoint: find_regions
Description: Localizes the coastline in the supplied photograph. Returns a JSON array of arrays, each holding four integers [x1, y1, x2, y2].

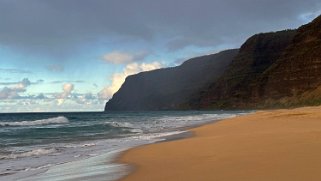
[[1, 111, 237, 181], [112, 117, 228, 180], [118, 106, 321, 181]]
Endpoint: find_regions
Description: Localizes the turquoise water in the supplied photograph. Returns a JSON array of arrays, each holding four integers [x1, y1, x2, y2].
[[0, 111, 248, 181]]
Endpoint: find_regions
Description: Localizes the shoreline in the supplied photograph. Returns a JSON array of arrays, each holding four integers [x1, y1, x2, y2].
[[1, 111, 238, 181], [115, 114, 246, 180], [113, 117, 227, 180], [114, 114, 243, 180], [117, 106, 321, 181], [112, 130, 195, 180]]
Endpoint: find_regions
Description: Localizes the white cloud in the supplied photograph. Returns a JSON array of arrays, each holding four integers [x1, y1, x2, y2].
[[56, 83, 74, 105], [99, 62, 162, 99], [0, 96, 104, 113], [74, 93, 97, 105], [14, 78, 31, 91], [102, 51, 148, 64], [0, 87, 19, 99], [63, 83, 74, 95], [0, 80, 105, 112], [0, 78, 31, 99]]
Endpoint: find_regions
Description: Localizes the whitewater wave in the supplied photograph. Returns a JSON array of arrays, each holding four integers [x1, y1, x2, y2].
[[0, 148, 57, 160], [104, 114, 237, 134], [131, 131, 187, 141], [157, 113, 236, 122], [0, 116, 69, 127], [106, 121, 143, 133], [106, 121, 134, 128]]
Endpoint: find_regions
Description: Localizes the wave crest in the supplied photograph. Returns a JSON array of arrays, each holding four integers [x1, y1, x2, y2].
[[106, 121, 143, 133], [106, 121, 134, 128], [0, 116, 69, 127], [0, 148, 57, 160]]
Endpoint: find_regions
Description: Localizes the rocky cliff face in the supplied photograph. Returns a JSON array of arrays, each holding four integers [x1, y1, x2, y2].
[[105, 15, 321, 111], [198, 15, 321, 109], [259, 15, 321, 107], [105, 49, 238, 111], [197, 30, 297, 108]]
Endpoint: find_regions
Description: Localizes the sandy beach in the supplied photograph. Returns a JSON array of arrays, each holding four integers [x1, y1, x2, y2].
[[119, 106, 321, 181]]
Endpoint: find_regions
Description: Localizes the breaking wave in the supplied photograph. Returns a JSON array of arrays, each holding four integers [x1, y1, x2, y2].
[[105, 121, 143, 133], [106, 121, 134, 128], [0, 116, 69, 127], [0, 148, 57, 160]]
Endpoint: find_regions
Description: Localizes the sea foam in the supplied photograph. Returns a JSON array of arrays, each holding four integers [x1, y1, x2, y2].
[[0, 148, 57, 160], [106, 121, 134, 128], [0, 116, 69, 127], [106, 121, 143, 133]]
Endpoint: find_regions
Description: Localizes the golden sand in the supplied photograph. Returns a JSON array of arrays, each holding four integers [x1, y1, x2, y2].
[[119, 106, 321, 181]]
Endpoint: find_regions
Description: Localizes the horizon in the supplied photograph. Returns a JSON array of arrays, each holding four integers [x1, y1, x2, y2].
[[1, 0, 321, 113]]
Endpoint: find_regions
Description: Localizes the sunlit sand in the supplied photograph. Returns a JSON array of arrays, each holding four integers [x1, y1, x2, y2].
[[120, 106, 321, 181]]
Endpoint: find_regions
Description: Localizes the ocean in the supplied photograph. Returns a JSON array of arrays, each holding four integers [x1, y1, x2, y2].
[[0, 111, 248, 181]]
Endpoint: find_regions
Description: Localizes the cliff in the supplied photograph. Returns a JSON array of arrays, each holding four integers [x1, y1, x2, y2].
[[198, 15, 321, 109], [259, 14, 321, 107], [105, 14, 321, 111], [197, 30, 297, 108], [105, 49, 238, 111]]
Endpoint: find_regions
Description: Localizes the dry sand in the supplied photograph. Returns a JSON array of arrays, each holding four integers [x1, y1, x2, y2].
[[119, 106, 321, 181]]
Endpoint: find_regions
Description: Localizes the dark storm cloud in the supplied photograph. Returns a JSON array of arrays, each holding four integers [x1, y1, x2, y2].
[[0, 0, 320, 55]]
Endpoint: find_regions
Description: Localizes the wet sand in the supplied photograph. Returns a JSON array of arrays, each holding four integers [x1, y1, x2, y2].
[[119, 106, 321, 181]]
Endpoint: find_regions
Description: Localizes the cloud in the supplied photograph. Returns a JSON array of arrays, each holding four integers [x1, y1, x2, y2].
[[56, 83, 74, 105], [50, 80, 85, 84], [0, 68, 32, 74], [0, 78, 45, 100], [35, 93, 46, 99], [102, 51, 148, 64], [74, 93, 97, 105], [0, 87, 19, 99], [0, 94, 104, 112], [62, 83, 74, 96], [14, 78, 31, 91], [0, 78, 97, 105], [1, 0, 321, 56], [46, 64, 64, 72], [0, 79, 104, 112], [0, 79, 43, 86], [98, 62, 162, 99], [0, 78, 31, 99]]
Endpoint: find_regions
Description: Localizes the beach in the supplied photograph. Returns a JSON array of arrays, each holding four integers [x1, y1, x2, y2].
[[119, 106, 321, 181], [0, 111, 240, 180]]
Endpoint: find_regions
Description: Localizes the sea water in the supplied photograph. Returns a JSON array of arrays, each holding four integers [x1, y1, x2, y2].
[[0, 111, 248, 181]]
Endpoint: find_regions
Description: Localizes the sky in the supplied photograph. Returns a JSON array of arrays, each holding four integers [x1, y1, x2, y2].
[[0, 0, 321, 112]]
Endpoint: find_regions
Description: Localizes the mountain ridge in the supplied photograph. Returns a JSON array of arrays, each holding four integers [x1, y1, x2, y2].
[[105, 49, 238, 111], [105, 15, 321, 111], [198, 15, 321, 109]]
